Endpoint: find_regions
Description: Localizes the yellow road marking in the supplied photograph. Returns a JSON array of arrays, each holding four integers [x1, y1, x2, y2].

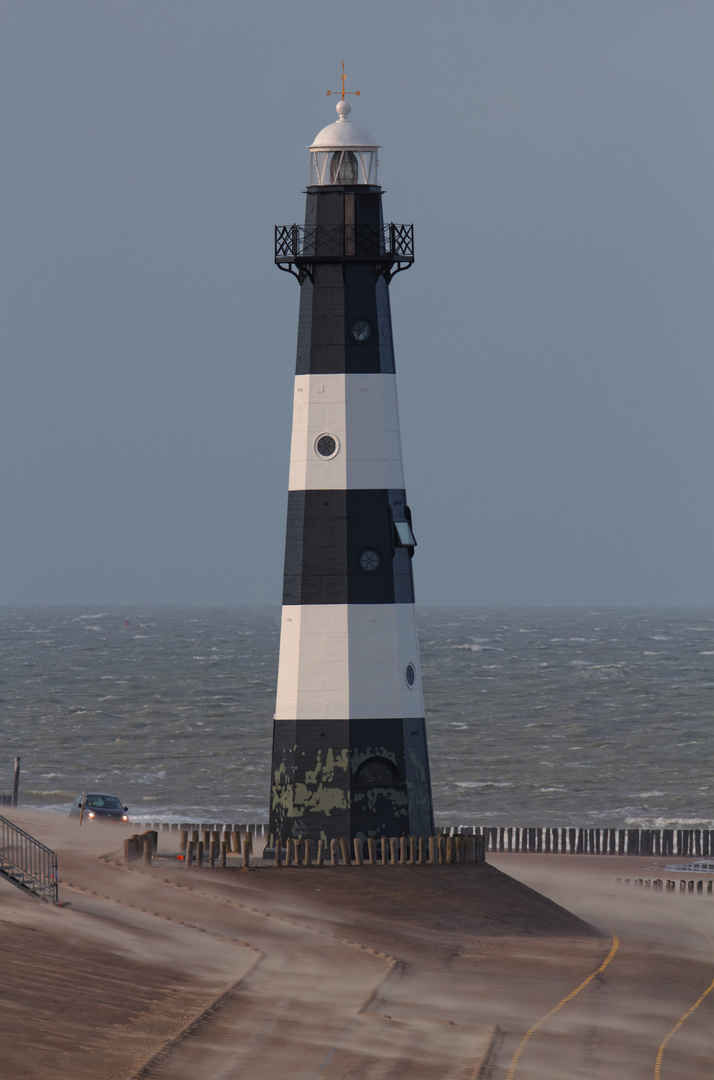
[[506, 933, 619, 1079], [654, 912, 714, 1080], [654, 975, 714, 1079]]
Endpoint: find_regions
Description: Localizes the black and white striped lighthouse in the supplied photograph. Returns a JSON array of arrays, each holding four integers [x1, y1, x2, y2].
[[269, 80, 434, 846]]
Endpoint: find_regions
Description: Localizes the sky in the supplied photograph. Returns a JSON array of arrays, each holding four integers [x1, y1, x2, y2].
[[1, 1, 713, 607]]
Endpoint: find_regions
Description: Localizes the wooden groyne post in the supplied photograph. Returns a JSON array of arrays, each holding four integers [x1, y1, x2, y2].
[[12, 757, 20, 808]]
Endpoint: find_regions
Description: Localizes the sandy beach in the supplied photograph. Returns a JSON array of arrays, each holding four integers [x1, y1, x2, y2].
[[2, 813, 713, 1079]]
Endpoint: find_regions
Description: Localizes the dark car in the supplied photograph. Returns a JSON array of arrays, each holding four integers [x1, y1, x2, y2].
[[69, 793, 129, 823]]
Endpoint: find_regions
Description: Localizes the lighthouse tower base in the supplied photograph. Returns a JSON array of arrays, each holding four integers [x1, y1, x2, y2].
[[269, 716, 433, 845]]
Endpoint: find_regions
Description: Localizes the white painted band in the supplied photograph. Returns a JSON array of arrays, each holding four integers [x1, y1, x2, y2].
[[275, 603, 424, 721], [288, 373, 406, 491]]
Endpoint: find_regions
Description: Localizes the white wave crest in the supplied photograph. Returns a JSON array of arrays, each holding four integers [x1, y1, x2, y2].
[[455, 781, 513, 789]]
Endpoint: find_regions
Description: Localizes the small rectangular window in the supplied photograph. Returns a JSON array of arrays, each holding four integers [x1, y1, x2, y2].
[[394, 520, 417, 548]]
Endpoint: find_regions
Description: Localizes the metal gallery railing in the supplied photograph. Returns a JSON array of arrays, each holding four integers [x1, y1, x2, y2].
[[275, 223, 414, 282], [0, 813, 59, 903]]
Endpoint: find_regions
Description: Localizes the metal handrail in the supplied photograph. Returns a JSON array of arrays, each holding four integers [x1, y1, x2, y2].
[[0, 813, 59, 903], [275, 222, 414, 262]]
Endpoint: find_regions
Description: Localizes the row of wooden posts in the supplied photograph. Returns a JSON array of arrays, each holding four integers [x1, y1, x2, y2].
[[124, 831, 159, 865], [477, 825, 714, 857], [128, 822, 714, 860], [136, 822, 268, 840], [617, 877, 714, 895], [123, 828, 486, 868], [181, 827, 256, 869], [273, 833, 485, 867]]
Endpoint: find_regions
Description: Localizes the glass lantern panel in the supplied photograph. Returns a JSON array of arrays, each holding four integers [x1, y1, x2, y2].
[[330, 151, 358, 184], [309, 149, 378, 186], [357, 150, 377, 184], [309, 151, 329, 185]]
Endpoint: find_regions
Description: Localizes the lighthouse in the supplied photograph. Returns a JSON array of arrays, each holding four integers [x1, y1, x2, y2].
[[269, 78, 434, 847]]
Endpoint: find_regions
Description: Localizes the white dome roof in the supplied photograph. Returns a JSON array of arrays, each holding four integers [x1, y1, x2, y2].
[[308, 100, 380, 150]]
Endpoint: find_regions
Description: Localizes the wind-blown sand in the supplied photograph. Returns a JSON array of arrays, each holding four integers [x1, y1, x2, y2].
[[2, 812, 713, 1079]]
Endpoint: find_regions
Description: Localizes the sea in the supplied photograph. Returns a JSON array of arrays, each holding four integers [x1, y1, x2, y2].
[[1, 606, 713, 830]]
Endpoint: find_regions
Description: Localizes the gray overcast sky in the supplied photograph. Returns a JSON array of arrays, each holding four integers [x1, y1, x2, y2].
[[1, 1, 712, 606]]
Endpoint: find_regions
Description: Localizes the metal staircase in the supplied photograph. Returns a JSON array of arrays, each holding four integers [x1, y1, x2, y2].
[[0, 813, 60, 904]]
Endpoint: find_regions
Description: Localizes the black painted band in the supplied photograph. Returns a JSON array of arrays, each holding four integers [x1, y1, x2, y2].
[[269, 716, 434, 842], [283, 488, 415, 605]]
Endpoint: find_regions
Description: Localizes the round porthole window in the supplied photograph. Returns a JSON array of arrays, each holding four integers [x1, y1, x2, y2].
[[405, 663, 416, 688], [350, 319, 372, 343], [357, 549, 381, 574], [314, 433, 339, 459]]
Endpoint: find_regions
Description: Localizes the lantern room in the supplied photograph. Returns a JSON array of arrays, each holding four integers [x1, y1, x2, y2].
[[308, 100, 380, 186]]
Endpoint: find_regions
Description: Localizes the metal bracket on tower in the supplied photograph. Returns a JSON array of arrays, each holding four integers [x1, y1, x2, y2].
[[275, 225, 313, 283]]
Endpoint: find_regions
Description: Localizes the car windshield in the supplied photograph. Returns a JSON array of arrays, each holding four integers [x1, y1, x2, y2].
[[85, 794, 123, 809]]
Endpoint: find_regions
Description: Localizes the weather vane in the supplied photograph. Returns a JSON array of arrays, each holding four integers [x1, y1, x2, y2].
[[327, 61, 360, 101]]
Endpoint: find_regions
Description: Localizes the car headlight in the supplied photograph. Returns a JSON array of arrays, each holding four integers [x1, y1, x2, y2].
[[87, 811, 95, 818], [121, 815, 129, 822]]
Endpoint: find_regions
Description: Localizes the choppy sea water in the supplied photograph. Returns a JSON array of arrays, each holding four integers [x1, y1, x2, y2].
[[0, 606, 712, 828]]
